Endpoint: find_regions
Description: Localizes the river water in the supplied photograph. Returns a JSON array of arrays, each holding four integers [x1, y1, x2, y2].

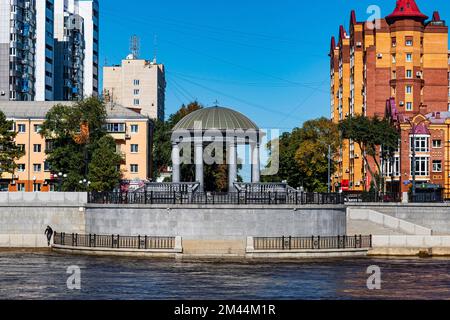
[[0, 252, 449, 300]]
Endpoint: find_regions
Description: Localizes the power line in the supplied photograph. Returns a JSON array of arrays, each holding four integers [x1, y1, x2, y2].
[[169, 72, 303, 120]]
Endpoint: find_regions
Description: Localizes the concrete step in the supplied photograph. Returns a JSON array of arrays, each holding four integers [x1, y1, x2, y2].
[[347, 208, 432, 235], [347, 219, 407, 236]]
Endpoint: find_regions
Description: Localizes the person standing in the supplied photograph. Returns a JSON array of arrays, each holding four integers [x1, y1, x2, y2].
[[44, 226, 54, 246]]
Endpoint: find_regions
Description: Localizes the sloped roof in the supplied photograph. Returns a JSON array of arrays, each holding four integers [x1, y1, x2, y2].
[[386, 0, 428, 23], [173, 106, 259, 131], [0, 101, 148, 120]]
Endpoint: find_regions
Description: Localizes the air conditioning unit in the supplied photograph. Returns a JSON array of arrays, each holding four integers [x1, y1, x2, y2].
[[355, 182, 361, 187], [377, 53, 383, 59], [399, 101, 405, 106], [354, 153, 360, 159], [345, 169, 350, 173], [416, 71, 422, 78], [356, 42, 362, 47], [125, 134, 131, 140]]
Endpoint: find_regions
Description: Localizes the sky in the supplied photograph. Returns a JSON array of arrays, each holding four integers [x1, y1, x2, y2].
[[99, 0, 450, 132]]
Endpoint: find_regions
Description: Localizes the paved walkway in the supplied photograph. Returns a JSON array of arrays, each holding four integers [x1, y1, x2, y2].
[[347, 220, 407, 236]]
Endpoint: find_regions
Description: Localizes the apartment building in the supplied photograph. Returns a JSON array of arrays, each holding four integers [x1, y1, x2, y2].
[[330, 0, 449, 192], [103, 54, 166, 121], [0, 101, 153, 192]]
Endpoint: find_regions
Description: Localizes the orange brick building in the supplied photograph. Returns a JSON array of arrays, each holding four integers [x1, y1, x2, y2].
[[330, 0, 449, 192]]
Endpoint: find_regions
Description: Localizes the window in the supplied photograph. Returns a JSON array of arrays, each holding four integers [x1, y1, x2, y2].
[[33, 164, 42, 172], [383, 157, 400, 177], [391, 37, 397, 47], [406, 85, 412, 94], [432, 140, 442, 148], [134, 89, 140, 95], [44, 161, 51, 172], [392, 54, 396, 63], [106, 123, 126, 133], [33, 144, 41, 153], [406, 39, 413, 46], [406, 102, 413, 111], [133, 99, 140, 106], [45, 140, 54, 152], [406, 53, 412, 62], [410, 136, 429, 152], [130, 125, 139, 133], [33, 183, 42, 192], [17, 124, 26, 133], [406, 70, 412, 78], [433, 160, 442, 173], [411, 157, 429, 176], [17, 183, 25, 191], [131, 144, 139, 153], [130, 164, 139, 173], [133, 79, 140, 86], [17, 164, 26, 172], [34, 124, 42, 133], [17, 144, 25, 153]]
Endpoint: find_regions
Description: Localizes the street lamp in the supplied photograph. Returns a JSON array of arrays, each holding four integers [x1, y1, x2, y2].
[[53, 172, 67, 192], [79, 178, 91, 191]]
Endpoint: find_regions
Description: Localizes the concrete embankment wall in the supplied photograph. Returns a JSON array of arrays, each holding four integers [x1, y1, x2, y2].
[[0, 193, 86, 247], [85, 204, 347, 256], [347, 203, 450, 235]]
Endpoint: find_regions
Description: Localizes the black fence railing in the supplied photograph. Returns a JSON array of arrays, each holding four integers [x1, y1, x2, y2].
[[410, 192, 444, 203], [253, 235, 372, 250], [88, 191, 345, 205], [53, 232, 175, 250]]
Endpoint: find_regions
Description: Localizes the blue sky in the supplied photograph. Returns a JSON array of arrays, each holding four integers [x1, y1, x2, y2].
[[100, 0, 449, 132]]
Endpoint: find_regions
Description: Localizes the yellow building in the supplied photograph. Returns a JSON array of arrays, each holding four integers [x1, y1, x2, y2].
[[330, 0, 449, 192], [0, 101, 153, 192]]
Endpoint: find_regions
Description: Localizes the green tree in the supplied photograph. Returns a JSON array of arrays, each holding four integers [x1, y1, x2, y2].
[[41, 97, 111, 191], [295, 118, 340, 192], [339, 115, 399, 192], [88, 135, 123, 191], [264, 118, 339, 192], [0, 110, 25, 175]]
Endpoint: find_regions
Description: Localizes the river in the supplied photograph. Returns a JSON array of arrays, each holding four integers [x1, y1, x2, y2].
[[0, 252, 449, 300]]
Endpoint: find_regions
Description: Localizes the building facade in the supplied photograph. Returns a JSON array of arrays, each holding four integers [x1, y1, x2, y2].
[[0, 0, 98, 102], [0, 0, 37, 101], [103, 55, 166, 121], [0, 101, 153, 192], [35, 0, 55, 101], [330, 0, 449, 192]]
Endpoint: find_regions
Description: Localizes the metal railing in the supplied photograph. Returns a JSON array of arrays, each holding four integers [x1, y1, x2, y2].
[[53, 232, 175, 250], [88, 191, 345, 205], [253, 235, 372, 250]]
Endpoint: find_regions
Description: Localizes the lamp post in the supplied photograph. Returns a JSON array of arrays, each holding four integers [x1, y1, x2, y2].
[[79, 178, 91, 191], [53, 172, 67, 192]]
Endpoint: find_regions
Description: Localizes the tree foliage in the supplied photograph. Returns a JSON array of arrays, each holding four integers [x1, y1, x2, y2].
[[0, 110, 25, 175], [264, 117, 339, 192], [339, 115, 400, 191], [88, 135, 123, 191], [41, 97, 121, 191]]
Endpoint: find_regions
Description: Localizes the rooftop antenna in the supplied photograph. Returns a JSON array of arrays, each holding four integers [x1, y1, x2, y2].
[[130, 35, 140, 59], [153, 34, 158, 64]]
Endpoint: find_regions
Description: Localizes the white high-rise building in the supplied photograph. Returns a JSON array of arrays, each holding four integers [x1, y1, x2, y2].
[[35, 0, 55, 101], [78, 0, 99, 97], [0, 0, 99, 102], [0, 0, 37, 101]]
